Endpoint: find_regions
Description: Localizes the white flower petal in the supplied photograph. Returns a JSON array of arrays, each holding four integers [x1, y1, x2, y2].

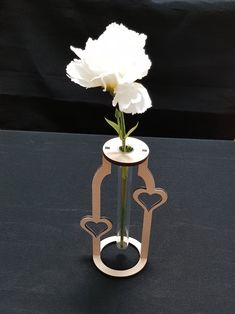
[[66, 23, 152, 92], [70, 46, 84, 59], [66, 60, 102, 88], [92, 72, 121, 91], [113, 83, 152, 115]]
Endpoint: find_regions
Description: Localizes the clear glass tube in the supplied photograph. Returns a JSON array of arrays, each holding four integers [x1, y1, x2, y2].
[[116, 165, 133, 250]]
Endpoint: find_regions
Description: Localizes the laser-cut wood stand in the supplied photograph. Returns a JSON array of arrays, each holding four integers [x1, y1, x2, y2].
[[80, 137, 167, 277]]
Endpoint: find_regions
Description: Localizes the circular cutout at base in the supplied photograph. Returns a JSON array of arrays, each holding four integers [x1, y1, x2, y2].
[[93, 236, 147, 277]]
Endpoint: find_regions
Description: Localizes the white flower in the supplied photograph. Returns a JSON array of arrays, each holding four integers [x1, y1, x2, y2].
[[113, 83, 151, 115], [66, 22, 152, 114]]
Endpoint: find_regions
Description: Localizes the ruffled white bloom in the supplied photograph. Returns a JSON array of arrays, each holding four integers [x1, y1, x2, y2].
[[113, 83, 151, 115], [66, 22, 152, 114]]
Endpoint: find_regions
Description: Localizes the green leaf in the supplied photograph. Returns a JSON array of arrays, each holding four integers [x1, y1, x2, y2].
[[125, 122, 139, 138], [104, 118, 120, 135]]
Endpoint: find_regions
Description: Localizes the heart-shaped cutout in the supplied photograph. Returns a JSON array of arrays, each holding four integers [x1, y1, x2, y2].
[[80, 216, 112, 238], [138, 192, 162, 210], [85, 221, 109, 237], [133, 188, 167, 212]]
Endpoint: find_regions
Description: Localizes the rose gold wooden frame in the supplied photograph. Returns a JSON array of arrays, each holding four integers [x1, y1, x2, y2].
[[80, 138, 167, 277]]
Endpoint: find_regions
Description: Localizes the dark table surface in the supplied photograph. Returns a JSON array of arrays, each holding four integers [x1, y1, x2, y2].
[[0, 130, 234, 314]]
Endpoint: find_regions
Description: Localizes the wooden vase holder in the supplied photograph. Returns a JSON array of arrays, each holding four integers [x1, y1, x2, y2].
[[80, 137, 167, 277]]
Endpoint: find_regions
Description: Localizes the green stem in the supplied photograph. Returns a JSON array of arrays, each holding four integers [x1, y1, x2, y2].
[[116, 108, 128, 249], [119, 165, 128, 248], [120, 111, 126, 152], [116, 108, 126, 152]]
